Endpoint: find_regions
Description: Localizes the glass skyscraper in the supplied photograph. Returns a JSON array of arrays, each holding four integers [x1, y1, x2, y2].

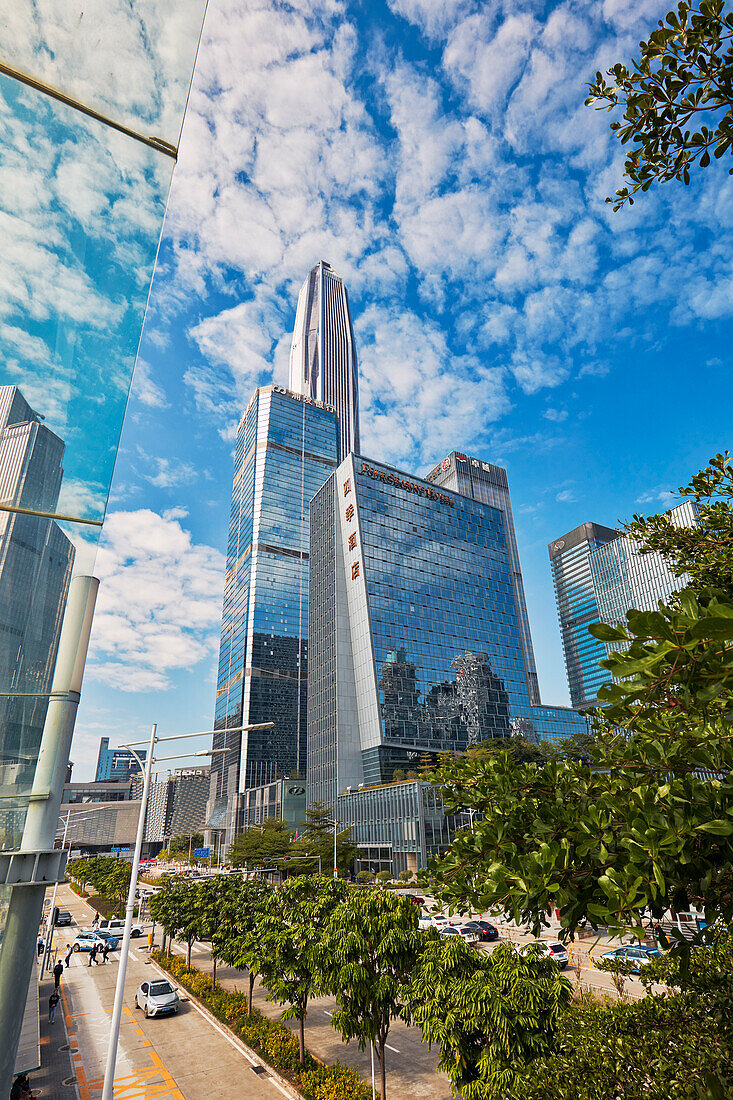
[[550, 505, 698, 709], [289, 260, 360, 458], [426, 450, 540, 704], [94, 737, 146, 783], [0, 387, 75, 817], [308, 455, 587, 821], [548, 523, 619, 710], [208, 386, 340, 846]]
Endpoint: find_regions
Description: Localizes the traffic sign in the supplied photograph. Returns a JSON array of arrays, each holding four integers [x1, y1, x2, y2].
[[193, 847, 210, 858]]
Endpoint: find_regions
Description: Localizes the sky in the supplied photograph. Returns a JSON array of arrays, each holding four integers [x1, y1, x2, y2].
[[69, 0, 733, 779]]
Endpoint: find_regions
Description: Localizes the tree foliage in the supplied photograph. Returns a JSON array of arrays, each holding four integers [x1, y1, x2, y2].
[[406, 939, 571, 1100], [586, 1, 733, 209], [316, 889, 424, 1100], [292, 800, 358, 876], [67, 856, 131, 912], [256, 875, 349, 1063], [227, 817, 293, 867]]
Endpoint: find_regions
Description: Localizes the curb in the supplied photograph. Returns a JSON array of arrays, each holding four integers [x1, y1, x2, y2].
[[147, 954, 302, 1100]]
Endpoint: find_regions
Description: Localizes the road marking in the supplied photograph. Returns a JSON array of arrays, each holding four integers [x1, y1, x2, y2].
[[129, 950, 139, 961], [324, 1010, 333, 1017], [386, 1044, 400, 1054]]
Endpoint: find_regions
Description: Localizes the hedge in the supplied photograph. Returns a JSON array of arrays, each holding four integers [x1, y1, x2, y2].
[[151, 951, 375, 1099]]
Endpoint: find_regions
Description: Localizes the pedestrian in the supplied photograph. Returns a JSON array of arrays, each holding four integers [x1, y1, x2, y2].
[[10, 1073, 33, 1100], [102, 941, 110, 964], [88, 943, 97, 967], [53, 960, 63, 988], [48, 990, 60, 1024], [36, 935, 44, 958], [92, 913, 99, 930], [64, 943, 73, 968]]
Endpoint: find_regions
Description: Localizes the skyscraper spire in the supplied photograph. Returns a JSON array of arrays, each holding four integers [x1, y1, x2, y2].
[[289, 260, 360, 459]]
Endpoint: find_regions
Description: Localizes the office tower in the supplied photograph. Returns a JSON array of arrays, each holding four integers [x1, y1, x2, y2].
[[427, 451, 540, 704], [550, 505, 698, 710], [0, 386, 75, 794], [307, 455, 587, 864], [548, 523, 619, 710], [208, 386, 340, 847], [590, 502, 698, 627], [289, 260, 360, 459], [94, 737, 147, 783]]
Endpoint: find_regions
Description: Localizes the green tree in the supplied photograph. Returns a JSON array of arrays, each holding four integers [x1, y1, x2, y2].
[[217, 878, 272, 1013], [406, 938, 571, 1100], [168, 832, 204, 858], [292, 800, 357, 876], [586, 1, 733, 210], [316, 889, 424, 1100], [356, 870, 373, 885], [257, 875, 348, 1063], [424, 454, 733, 940], [227, 817, 293, 868], [375, 871, 392, 885], [149, 877, 194, 957]]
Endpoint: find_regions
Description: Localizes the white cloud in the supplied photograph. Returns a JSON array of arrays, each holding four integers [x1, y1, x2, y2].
[[138, 451, 199, 490], [556, 489, 576, 503], [88, 510, 224, 692], [131, 359, 168, 409], [543, 407, 567, 422], [388, 0, 476, 42]]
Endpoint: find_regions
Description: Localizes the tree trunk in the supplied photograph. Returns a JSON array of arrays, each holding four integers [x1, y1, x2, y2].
[[161, 932, 167, 955], [187, 937, 192, 968], [378, 1037, 387, 1100], [299, 1015, 305, 1064], [248, 971, 255, 1014], [212, 954, 217, 988]]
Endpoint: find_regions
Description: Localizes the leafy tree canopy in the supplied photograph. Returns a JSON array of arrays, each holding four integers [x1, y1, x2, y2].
[[586, 1, 733, 209], [227, 816, 293, 867], [291, 800, 357, 875]]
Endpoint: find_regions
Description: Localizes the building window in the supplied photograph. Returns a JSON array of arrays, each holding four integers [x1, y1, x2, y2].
[[352, 561, 360, 579], [343, 478, 352, 496], [348, 532, 357, 551], [345, 503, 354, 521]]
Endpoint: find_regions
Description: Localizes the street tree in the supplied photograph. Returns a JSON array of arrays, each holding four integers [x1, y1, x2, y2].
[[424, 454, 733, 939], [292, 800, 357, 876], [257, 875, 348, 1063], [195, 876, 243, 986], [227, 817, 293, 868], [406, 937, 571, 1100], [316, 889, 424, 1100], [216, 878, 271, 1013], [586, 1, 733, 209], [148, 878, 192, 957]]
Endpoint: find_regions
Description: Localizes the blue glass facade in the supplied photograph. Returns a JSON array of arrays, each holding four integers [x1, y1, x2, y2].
[[549, 523, 618, 709], [308, 456, 587, 816], [210, 386, 339, 844], [94, 737, 146, 783]]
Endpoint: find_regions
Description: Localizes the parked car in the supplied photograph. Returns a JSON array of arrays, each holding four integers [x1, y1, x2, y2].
[[601, 945, 662, 973], [439, 925, 461, 939], [521, 941, 570, 968], [135, 979, 180, 1018], [418, 916, 433, 931], [458, 920, 498, 943], [473, 920, 499, 942], [430, 915, 450, 930], [54, 910, 72, 926], [92, 929, 120, 948], [99, 917, 144, 938], [407, 895, 425, 906], [72, 932, 118, 952]]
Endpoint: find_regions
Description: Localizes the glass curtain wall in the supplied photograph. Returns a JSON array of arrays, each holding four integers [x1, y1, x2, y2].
[[0, 2, 207, 929]]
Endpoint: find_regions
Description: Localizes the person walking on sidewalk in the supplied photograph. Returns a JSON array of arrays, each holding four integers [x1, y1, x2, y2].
[[92, 913, 100, 930], [64, 942, 73, 968], [48, 990, 60, 1024], [53, 959, 63, 988], [88, 943, 98, 967], [102, 941, 110, 964]]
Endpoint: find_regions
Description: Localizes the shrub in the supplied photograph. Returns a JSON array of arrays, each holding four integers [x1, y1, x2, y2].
[[355, 871, 373, 885], [300, 1065, 376, 1100]]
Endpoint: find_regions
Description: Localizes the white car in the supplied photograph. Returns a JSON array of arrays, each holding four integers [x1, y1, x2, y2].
[[98, 917, 145, 938], [135, 978, 180, 1018], [520, 940, 569, 968]]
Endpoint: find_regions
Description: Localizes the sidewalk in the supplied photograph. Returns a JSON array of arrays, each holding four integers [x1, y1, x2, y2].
[[29, 968, 79, 1100]]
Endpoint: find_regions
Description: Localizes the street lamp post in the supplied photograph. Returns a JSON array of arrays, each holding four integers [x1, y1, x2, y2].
[[41, 804, 106, 973], [101, 721, 273, 1100]]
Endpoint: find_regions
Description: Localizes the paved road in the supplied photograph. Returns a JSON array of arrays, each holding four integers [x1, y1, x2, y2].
[[50, 885, 292, 1100]]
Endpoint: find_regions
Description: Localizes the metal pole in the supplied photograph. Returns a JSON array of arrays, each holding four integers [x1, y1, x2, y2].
[[41, 808, 71, 973], [333, 814, 338, 879], [0, 576, 98, 1095], [370, 1041, 376, 1100], [101, 724, 157, 1100]]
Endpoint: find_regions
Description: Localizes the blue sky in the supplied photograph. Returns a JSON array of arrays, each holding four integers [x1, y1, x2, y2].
[[71, 0, 733, 779]]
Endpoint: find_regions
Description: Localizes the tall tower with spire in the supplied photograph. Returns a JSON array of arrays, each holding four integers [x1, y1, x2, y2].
[[289, 260, 360, 459]]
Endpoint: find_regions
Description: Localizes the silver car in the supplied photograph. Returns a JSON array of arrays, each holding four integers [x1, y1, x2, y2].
[[135, 978, 179, 1018]]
